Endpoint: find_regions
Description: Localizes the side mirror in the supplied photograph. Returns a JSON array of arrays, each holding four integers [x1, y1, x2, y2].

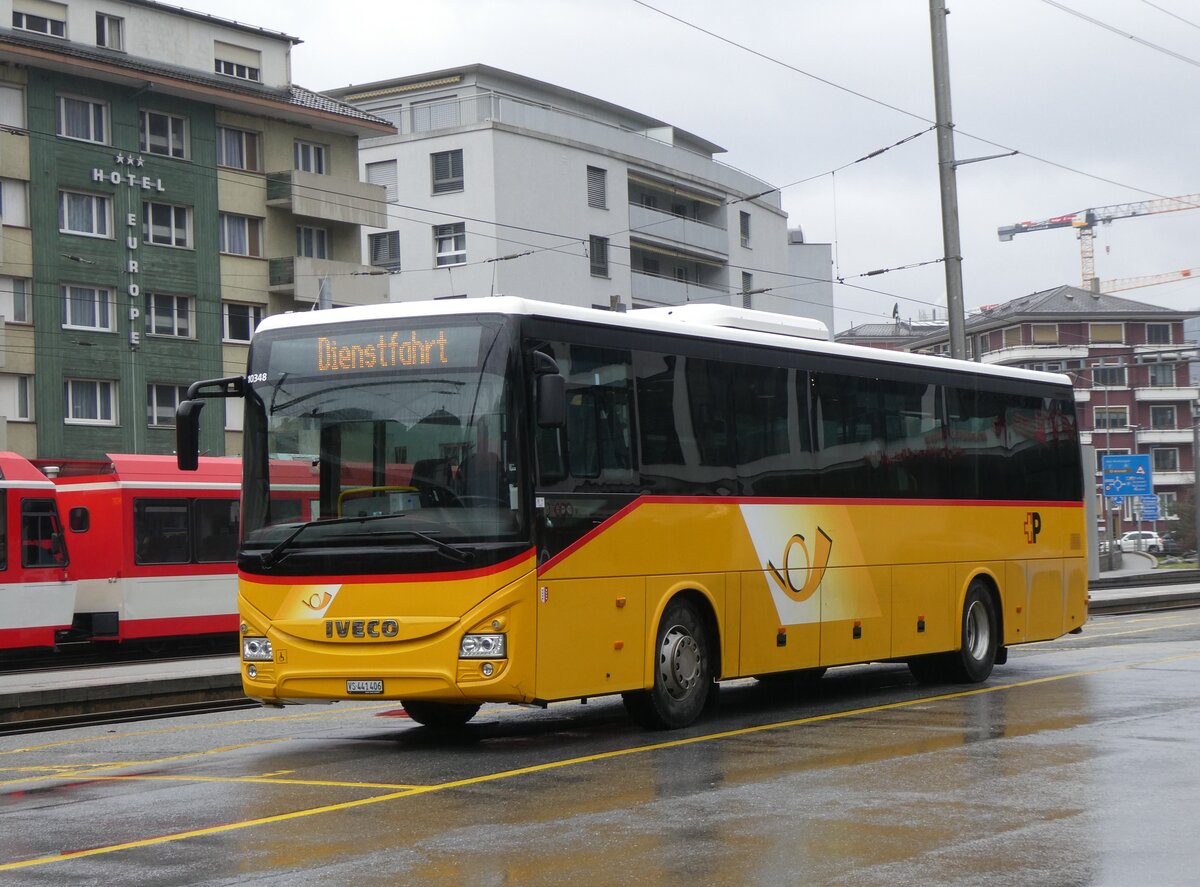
[[176, 399, 205, 471], [537, 373, 565, 428]]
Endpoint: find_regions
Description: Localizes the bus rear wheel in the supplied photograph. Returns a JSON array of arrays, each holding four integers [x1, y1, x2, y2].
[[401, 700, 481, 728], [908, 581, 997, 685], [623, 597, 714, 730]]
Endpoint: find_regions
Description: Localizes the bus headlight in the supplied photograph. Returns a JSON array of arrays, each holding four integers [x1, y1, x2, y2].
[[460, 633, 506, 659], [243, 637, 273, 661]]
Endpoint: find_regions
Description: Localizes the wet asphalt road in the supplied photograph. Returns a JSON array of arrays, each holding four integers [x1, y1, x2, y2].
[[2, 609, 1198, 886]]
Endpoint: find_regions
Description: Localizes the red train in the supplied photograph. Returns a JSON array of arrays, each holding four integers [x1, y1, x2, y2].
[[0, 452, 75, 650]]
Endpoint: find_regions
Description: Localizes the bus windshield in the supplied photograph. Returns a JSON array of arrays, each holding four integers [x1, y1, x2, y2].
[[240, 316, 524, 556]]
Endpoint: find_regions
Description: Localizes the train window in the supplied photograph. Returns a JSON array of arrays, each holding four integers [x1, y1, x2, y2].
[[69, 506, 89, 533], [194, 498, 239, 563], [0, 490, 6, 571], [21, 498, 68, 569], [134, 499, 190, 564]]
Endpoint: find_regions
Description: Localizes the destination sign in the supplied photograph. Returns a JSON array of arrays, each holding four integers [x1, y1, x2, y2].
[[259, 324, 486, 380]]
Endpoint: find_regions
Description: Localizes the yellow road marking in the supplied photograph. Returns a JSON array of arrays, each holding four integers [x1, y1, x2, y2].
[[3, 648, 1199, 871]]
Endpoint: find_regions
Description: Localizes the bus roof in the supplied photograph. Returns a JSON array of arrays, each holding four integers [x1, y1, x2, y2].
[[254, 297, 1073, 388]]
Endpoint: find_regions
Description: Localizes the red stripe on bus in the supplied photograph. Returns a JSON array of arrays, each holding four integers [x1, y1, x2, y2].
[[244, 548, 537, 586]]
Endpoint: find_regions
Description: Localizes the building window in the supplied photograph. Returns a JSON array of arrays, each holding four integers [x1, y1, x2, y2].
[[214, 42, 261, 82], [147, 384, 189, 427], [1148, 363, 1175, 387], [218, 213, 263, 257], [96, 13, 123, 50], [1150, 405, 1176, 429], [0, 85, 25, 129], [1, 177, 29, 226], [740, 211, 751, 247], [1146, 323, 1172, 345], [223, 302, 264, 343], [57, 95, 108, 144], [741, 272, 754, 309], [1090, 322, 1124, 344], [64, 378, 116, 425], [1003, 326, 1021, 348], [294, 140, 327, 174], [13, 4, 66, 37], [587, 166, 607, 209], [143, 202, 191, 248], [15, 375, 32, 420], [1160, 491, 1178, 518], [413, 96, 459, 132], [1031, 324, 1058, 344], [369, 231, 401, 270], [62, 285, 114, 331], [366, 160, 398, 202], [589, 235, 609, 277], [59, 190, 111, 237], [1093, 407, 1128, 430], [431, 150, 464, 194], [1091, 363, 1126, 387], [296, 225, 329, 259], [145, 293, 191, 338], [140, 111, 188, 159], [2, 277, 32, 324], [434, 223, 466, 266], [1152, 448, 1179, 472], [216, 126, 261, 171]]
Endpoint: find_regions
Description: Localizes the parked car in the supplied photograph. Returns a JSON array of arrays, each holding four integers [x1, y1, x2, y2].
[[1160, 531, 1191, 557], [1120, 530, 1163, 553]]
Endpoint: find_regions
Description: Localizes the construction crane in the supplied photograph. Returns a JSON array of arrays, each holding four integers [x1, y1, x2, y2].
[[997, 193, 1200, 291]]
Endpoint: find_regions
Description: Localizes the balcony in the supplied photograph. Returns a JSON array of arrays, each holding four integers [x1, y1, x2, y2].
[[979, 343, 1091, 365], [1134, 386, 1199, 403], [628, 205, 728, 259], [1152, 471, 1192, 487], [631, 270, 730, 306], [268, 256, 389, 306], [1136, 428, 1193, 445], [266, 171, 388, 228]]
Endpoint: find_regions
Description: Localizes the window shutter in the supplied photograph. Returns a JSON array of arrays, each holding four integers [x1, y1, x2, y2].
[[370, 231, 401, 268], [587, 166, 606, 208], [366, 160, 398, 202]]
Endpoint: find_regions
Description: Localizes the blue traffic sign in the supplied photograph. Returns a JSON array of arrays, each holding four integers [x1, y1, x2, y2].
[[1101, 454, 1153, 496]]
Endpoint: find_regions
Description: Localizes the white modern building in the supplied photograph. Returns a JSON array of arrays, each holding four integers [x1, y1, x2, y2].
[[327, 65, 832, 327]]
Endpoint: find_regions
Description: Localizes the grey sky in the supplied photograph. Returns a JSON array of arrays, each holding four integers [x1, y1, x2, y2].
[[195, 0, 1200, 330]]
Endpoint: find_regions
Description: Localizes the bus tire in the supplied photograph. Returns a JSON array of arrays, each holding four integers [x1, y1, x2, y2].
[[946, 580, 998, 683], [623, 597, 713, 730], [401, 700, 481, 728]]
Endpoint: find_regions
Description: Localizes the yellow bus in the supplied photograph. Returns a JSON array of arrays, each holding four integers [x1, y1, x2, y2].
[[177, 298, 1087, 730]]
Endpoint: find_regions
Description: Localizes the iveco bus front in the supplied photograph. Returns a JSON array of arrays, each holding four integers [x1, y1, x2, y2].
[[177, 305, 561, 727]]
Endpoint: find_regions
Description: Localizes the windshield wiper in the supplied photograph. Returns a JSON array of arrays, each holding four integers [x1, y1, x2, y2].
[[370, 528, 476, 564], [258, 514, 476, 567], [259, 513, 404, 567]]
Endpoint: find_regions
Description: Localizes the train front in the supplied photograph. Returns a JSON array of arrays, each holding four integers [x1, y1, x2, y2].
[[236, 312, 536, 709]]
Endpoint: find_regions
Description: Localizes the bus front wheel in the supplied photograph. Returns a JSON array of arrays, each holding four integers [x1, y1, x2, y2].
[[623, 597, 714, 730], [401, 700, 481, 728]]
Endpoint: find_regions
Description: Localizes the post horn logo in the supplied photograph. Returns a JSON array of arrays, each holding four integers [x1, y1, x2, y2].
[[301, 591, 334, 610], [767, 528, 833, 602]]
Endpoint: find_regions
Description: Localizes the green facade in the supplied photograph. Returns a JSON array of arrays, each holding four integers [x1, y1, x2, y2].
[[28, 70, 225, 459]]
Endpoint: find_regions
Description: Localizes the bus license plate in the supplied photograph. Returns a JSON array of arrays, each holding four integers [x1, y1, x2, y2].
[[347, 680, 384, 695]]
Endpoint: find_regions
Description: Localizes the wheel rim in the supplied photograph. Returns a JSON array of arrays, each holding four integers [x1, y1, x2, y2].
[[964, 599, 990, 662], [658, 623, 701, 699]]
